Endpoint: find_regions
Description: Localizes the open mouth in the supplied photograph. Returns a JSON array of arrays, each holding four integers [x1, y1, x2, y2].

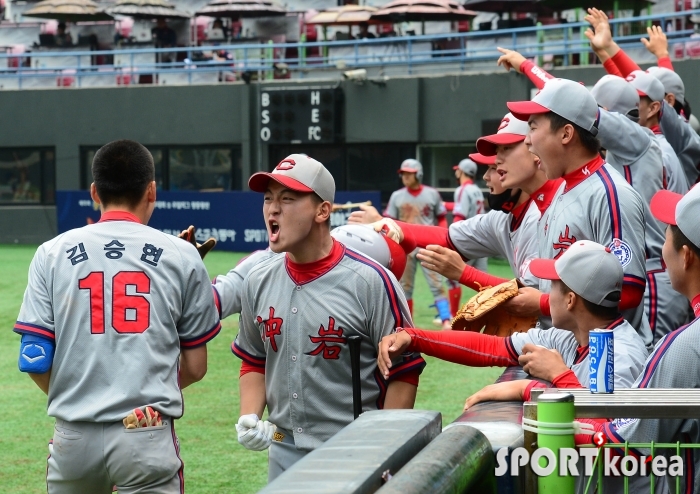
[[497, 169, 507, 181], [268, 220, 280, 242]]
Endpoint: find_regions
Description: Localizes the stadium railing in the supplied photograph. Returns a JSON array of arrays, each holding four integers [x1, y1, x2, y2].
[[1, 9, 700, 89]]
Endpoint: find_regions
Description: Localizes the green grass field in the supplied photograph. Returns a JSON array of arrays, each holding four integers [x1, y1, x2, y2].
[[0, 245, 512, 493]]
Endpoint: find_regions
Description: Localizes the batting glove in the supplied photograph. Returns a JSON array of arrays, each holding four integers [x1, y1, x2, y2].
[[236, 414, 276, 451]]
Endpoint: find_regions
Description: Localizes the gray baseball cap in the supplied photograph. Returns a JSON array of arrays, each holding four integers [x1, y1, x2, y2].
[[626, 70, 665, 103], [590, 74, 639, 116], [507, 78, 600, 136], [249, 153, 335, 203], [530, 240, 623, 307], [651, 185, 700, 247], [476, 112, 530, 156], [398, 159, 422, 175], [647, 66, 685, 105], [454, 158, 478, 177]]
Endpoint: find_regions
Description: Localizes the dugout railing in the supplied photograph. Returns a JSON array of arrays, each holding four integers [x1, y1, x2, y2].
[[2, 9, 700, 89]]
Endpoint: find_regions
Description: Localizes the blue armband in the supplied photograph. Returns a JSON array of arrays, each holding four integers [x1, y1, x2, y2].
[[18, 333, 54, 373]]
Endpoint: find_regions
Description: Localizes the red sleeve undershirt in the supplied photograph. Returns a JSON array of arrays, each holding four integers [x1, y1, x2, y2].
[[609, 49, 641, 77], [657, 55, 674, 71], [519, 59, 555, 89], [397, 222, 451, 249], [444, 201, 455, 212], [459, 264, 510, 291], [437, 216, 448, 228], [602, 58, 623, 77], [405, 328, 517, 367], [240, 359, 421, 385]]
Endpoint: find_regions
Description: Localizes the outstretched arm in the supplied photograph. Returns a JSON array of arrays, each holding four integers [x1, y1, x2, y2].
[[641, 25, 674, 70], [585, 8, 641, 76]]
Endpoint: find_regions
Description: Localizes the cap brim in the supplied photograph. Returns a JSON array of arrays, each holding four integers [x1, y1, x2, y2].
[[650, 189, 682, 225], [635, 89, 648, 98], [452, 165, 459, 170], [248, 172, 314, 194], [469, 152, 496, 166], [529, 258, 560, 280], [506, 101, 550, 121], [476, 133, 526, 156], [398, 168, 419, 174]]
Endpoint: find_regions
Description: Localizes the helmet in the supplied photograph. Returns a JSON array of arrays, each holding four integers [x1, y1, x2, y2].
[[331, 224, 408, 279], [397, 159, 423, 182]]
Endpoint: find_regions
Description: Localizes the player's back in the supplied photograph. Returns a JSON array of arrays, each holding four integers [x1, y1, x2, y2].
[[386, 186, 445, 225], [16, 213, 219, 422]]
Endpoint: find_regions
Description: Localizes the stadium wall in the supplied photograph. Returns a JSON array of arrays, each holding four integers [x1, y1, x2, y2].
[[3, 59, 700, 244]]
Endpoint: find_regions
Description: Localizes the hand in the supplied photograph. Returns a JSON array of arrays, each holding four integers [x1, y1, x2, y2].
[[464, 380, 531, 410], [641, 25, 669, 59], [496, 47, 527, 73], [369, 218, 404, 243], [584, 8, 615, 55], [377, 331, 413, 380], [236, 414, 276, 451], [416, 245, 466, 281], [518, 343, 568, 382], [503, 286, 542, 318], [178, 225, 216, 259], [348, 203, 383, 224]]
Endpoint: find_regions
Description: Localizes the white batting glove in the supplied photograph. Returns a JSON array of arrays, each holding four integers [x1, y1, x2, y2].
[[370, 218, 404, 243], [236, 414, 276, 451]]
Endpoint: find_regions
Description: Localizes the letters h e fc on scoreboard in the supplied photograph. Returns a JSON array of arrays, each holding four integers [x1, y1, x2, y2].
[[259, 88, 338, 144]]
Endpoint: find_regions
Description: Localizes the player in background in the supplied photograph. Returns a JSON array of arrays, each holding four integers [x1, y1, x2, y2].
[[379, 241, 648, 396], [497, 48, 690, 342], [233, 154, 425, 481], [503, 77, 653, 349], [352, 115, 560, 328], [585, 8, 700, 186], [384, 159, 452, 328], [446, 158, 487, 318], [14, 140, 220, 493]]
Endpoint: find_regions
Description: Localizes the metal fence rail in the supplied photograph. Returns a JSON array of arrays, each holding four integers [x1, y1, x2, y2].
[[1, 9, 700, 89]]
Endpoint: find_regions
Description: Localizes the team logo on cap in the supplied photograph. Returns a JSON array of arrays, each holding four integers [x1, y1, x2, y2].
[[275, 158, 296, 171], [498, 117, 510, 131], [608, 238, 633, 268]]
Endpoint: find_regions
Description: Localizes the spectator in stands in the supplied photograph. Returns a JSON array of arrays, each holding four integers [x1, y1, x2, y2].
[[152, 17, 177, 48], [357, 23, 376, 39], [208, 19, 229, 41], [55, 22, 72, 47]]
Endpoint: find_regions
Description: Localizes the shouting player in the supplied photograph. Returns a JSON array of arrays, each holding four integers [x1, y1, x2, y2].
[[14, 140, 220, 493], [232, 154, 425, 481]]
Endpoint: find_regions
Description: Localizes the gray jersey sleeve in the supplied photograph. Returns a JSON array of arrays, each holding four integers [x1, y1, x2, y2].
[[213, 250, 276, 320], [15, 242, 56, 340], [384, 191, 400, 219], [598, 110, 652, 163], [177, 245, 222, 348], [659, 101, 700, 184], [509, 327, 577, 358], [448, 211, 510, 260], [232, 272, 267, 369]]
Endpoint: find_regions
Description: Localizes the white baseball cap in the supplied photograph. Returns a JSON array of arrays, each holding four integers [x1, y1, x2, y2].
[[249, 154, 335, 203], [529, 240, 623, 307], [331, 224, 411, 279], [647, 66, 685, 105], [590, 75, 639, 116], [626, 70, 665, 103], [651, 185, 700, 248], [476, 113, 530, 156], [507, 78, 600, 136], [453, 158, 478, 177]]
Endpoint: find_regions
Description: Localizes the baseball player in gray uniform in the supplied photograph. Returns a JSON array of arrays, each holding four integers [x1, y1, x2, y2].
[[14, 140, 220, 494], [232, 154, 425, 481], [506, 78, 653, 350], [573, 185, 700, 493], [380, 241, 648, 400], [384, 159, 451, 327], [447, 158, 487, 316]]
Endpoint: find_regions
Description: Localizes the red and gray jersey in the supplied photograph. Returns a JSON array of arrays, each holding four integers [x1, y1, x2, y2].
[[659, 100, 700, 185], [652, 129, 690, 194], [232, 240, 425, 451], [538, 158, 652, 348], [452, 182, 485, 221], [385, 185, 446, 225], [597, 110, 667, 269], [13, 211, 220, 423], [448, 205, 539, 288], [603, 315, 700, 492], [213, 249, 277, 319], [509, 317, 648, 389]]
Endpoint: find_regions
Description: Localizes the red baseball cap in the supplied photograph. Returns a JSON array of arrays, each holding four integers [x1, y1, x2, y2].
[[476, 113, 530, 156], [468, 152, 496, 166]]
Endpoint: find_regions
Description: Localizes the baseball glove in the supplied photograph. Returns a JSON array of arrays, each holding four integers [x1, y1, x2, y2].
[[179, 225, 216, 259], [451, 278, 537, 337], [123, 406, 162, 429]]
